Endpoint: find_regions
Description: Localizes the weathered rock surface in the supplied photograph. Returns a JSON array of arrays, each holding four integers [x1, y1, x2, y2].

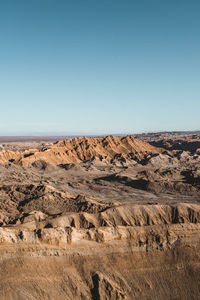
[[0, 135, 199, 299], [0, 135, 161, 166]]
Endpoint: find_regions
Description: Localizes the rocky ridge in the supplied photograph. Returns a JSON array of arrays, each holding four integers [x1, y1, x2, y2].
[[0, 135, 199, 299], [0, 135, 161, 166]]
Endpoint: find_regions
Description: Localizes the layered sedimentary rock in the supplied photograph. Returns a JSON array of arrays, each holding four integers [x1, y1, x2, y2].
[[0, 202, 199, 300], [0, 135, 199, 299]]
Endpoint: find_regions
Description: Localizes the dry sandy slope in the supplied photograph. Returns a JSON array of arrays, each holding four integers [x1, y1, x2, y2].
[[0, 135, 199, 299], [0, 217, 199, 300], [0, 196, 199, 300]]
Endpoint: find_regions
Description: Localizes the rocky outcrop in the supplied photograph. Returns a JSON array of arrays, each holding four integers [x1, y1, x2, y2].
[[0, 135, 161, 166], [0, 209, 199, 300], [0, 134, 200, 299]]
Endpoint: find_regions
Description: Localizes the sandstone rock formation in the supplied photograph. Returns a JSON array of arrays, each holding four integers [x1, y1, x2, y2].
[[0, 135, 199, 299], [0, 135, 161, 166]]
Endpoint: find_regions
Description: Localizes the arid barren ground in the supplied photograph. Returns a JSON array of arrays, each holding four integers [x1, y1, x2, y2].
[[0, 133, 200, 300]]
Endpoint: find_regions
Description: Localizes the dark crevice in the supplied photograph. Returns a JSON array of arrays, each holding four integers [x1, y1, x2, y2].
[[91, 273, 100, 300]]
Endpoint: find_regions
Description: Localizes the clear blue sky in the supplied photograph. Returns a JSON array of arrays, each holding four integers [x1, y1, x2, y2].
[[0, 0, 200, 135]]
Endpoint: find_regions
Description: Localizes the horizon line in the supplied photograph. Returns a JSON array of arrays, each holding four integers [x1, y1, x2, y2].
[[0, 129, 200, 138]]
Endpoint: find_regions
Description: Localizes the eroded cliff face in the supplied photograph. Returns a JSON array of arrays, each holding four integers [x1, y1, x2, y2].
[[0, 202, 199, 300], [0, 226, 199, 300], [0, 136, 199, 299]]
